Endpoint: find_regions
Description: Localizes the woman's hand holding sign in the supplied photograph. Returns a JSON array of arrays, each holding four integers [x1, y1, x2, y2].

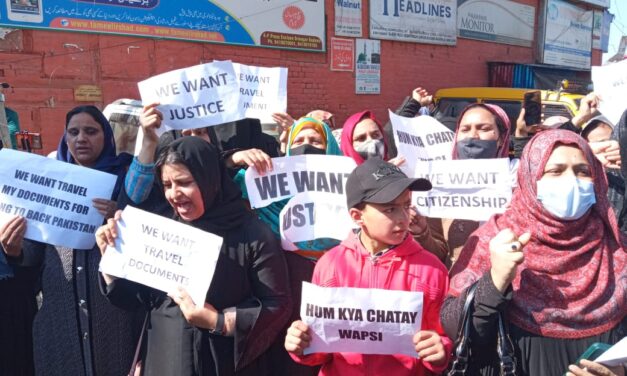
[[139, 102, 163, 165], [413, 330, 446, 366], [226, 148, 273, 175], [0, 215, 26, 258], [284, 320, 311, 356], [168, 286, 222, 331], [95, 210, 123, 284]]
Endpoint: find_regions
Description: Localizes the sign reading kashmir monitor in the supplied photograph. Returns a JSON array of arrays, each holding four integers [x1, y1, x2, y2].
[[541, 0, 593, 69], [355, 39, 381, 94], [335, 0, 363, 37], [301, 282, 423, 356], [411, 159, 512, 221], [245, 155, 357, 209], [0, 1, 325, 51], [99, 206, 222, 306], [369, 0, 456, 45], [457, 0, 535, 47], [0, 149, 116, 249]]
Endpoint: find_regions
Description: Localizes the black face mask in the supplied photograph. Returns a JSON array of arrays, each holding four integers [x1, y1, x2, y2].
[[456, 138, 498, 159], [289, 144, 326, 156]]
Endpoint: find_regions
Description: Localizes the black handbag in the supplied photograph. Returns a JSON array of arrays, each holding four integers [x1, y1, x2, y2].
[[447, 282, 517, 376]]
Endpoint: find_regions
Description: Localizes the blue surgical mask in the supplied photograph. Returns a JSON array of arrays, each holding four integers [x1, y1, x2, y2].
[[536, 178, 596, 220]]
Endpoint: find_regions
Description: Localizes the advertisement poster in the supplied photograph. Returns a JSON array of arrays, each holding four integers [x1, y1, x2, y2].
[[0, 1, 326, 51], [369, 0, 456, 45], [335, 0, 362, 37], [542, 0, 593, 69], [457, 0, 535, 47], [355, 39, 380, 95], [331, 37, 354, 72]]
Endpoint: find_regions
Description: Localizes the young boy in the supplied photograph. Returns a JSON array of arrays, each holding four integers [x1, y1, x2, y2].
[[284, 158, 452, 375]]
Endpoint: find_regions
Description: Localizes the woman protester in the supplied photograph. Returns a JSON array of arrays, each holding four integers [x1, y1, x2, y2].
[[441, 130, 626, 376], [1, 105, 136, 375], [97, 135, 292, 375]]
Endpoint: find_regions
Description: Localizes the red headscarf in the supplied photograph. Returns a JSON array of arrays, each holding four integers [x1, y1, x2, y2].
[[451, 103, 511, 159], [449, 130, 626, 339], [340, 110, 388, 165]]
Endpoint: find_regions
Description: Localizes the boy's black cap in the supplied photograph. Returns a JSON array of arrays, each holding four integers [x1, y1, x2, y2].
[[346, 158, 431, 208]]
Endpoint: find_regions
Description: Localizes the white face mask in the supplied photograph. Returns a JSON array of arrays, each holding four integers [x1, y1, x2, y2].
[[536, 177, 596, 220], [355, 139, 385, 160]]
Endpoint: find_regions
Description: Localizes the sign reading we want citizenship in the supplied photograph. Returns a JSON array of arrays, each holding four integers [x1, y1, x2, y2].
[[0, 149, 116, 249]]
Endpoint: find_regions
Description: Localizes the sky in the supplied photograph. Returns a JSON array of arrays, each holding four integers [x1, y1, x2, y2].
[[603, 0, 627, 62]]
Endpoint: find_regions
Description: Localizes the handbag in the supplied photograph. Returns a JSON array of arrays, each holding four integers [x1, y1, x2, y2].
[[447, 282, 517, 376]]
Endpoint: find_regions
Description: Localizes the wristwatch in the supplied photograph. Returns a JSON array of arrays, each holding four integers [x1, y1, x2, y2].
[[210, 311, 225, 335]]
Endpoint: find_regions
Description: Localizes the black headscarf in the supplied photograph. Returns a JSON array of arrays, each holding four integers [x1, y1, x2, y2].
[[157, 137, 248, 235]]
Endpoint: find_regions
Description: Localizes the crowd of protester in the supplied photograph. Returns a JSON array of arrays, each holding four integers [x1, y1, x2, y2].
[[0, 84, 625, 376]]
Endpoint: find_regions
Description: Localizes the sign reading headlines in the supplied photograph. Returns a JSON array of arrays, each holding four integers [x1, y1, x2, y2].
[[280, 192, 354, 251], [331, 37, 355, 72], [301, 282, 423, 356], [244, 155, 358, 209], [138, 60, 243, 131], [335, 0, 363, 37], [592, 59, 627, 126], [232, 62, 288, 124], [369, 0, 456, 46], [541, 0, 593, 69], [355, 39, 381, 94], [389, 110, 454, 175], [99, 206, 222, 305], [0, 149, 116, 249], [411, 159, 512, 221], [457, 0, 535, 47], [0, 1, 325, 52]]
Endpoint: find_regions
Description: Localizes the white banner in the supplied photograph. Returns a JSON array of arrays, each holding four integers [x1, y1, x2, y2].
[[233, 62, 288, 124], [244, 155, 357, 209], [138, 60, 244, 131], [355, 39, 381, 94], [457, 0, 535, 47], [542, 0, 593, 69], [592, 60, 627, 126], [301, 282, 423, 356], [411, 159, 512, 221], [280, 192, 354, 251], [99, 206, 222, 305], [390, 110, 454, 175], [0, 149, 116, 249], [335, 0, 363, 37], [369, 0, 456, 45]]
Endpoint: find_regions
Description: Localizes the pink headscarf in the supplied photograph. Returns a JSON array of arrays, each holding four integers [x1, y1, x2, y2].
[[451, 103, 511, 159], [340, 110, 388, 165]]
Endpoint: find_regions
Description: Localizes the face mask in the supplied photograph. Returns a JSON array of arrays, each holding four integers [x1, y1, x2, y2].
[[289, 143, 326, 156], [456, 138, 498, 159], [536, 178, 596, 220], [355, 139, 385, 160]]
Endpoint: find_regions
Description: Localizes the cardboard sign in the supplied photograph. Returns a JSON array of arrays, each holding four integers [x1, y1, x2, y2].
[[99, 206, 223, 305]]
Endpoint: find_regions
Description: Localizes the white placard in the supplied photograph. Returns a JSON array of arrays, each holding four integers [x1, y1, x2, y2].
[[244, 155, 357, 209], [457, 0, 535, 47], [335, 0, 363, 37], [390, 110, 454, 175], [138, 60, 244, 131], [99, 206, 222, 305], [280, 192, 354, 251], [595, 337, 627, 367], [542, 0, 593, 69], [233, 62, 288, 124], [592, 59, 627, 126], [301, 282, 423, 356], [0, 149, 116, 249], [411, 159, 512, 221], [369, 0, 456, 45]]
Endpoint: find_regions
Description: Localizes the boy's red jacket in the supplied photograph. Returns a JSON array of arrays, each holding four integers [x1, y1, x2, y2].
[[290, 231, 453, 375]]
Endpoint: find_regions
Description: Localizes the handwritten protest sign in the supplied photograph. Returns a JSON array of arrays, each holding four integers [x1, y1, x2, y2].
[[245, 155, 357, 208], [280, 192, 354, 251], [411, 159, 512, 221], [0, 149, 116, 249], [389, 110, 455, 175], [301, 282, 423, 357], [592, 59, 627, 126], [138, 60, 243, 131], [99, 206, 222, 305], [233, 62, 288, 124]]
